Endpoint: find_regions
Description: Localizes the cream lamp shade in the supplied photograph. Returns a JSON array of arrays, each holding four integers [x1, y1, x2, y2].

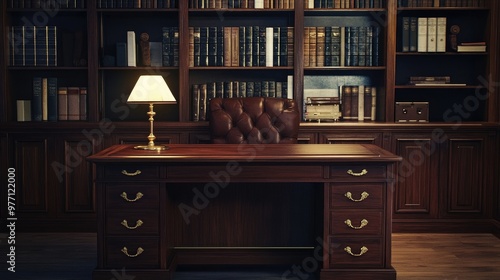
[[127, 75, 176, 104]]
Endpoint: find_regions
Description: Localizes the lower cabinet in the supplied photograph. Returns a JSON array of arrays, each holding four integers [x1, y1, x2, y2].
[[6, 133, 98, 231], [391, 130, 496, 232]]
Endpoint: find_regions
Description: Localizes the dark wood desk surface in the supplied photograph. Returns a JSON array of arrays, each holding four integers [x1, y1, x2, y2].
[[88, 143, 402, 163]]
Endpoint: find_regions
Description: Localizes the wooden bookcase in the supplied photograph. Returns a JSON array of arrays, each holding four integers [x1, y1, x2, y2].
[[0, 1, 499, 232]]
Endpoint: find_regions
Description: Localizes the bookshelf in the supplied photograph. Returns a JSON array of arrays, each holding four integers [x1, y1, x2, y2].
[[1, 1, 499, 232], [2, 0, 497, 124]]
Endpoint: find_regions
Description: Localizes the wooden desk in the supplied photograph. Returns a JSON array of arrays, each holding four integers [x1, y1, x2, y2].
[[88, 144, 401, 280]]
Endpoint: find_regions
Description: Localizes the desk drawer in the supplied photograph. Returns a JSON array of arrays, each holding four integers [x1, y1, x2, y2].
[[102, 164, 162, 180], [329, 210, 383, 235], [107, 210, 159, 235], [331, 165, 386, 180], [329, 184, 384, 209], [328, 237, 384, 267], [105, 237, 160, 268], [106, 184, 159, 209]]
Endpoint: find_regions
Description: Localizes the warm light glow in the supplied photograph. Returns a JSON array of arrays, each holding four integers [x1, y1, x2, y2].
[[127, 75, 176, 104], [126, 75, 176, 150]]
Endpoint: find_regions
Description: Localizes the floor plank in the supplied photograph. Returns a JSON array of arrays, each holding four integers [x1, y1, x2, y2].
[[1, 233, 499, 279]]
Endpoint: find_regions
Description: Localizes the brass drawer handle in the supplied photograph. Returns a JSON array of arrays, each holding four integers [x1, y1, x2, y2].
[[121, 247, 144, 258], [344, 191, 369, 202], [121, 170, 142, 176], [121, 219, 144, 230], [345, 219, 368, 230], [347, 169, 368, 176], [120, 192, 144, 202], [344, 246, 368, 257]]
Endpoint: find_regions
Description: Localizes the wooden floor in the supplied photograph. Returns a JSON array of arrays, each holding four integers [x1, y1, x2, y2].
[[1, 233, 499, 279]]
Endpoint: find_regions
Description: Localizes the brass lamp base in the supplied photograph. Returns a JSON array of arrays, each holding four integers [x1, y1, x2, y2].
[[134, 145, 168, 151]]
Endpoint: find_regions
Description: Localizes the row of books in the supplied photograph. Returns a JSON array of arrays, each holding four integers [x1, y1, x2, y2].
[[121, 28, 179, 67], [190, 0, 295, 8], [304, 26, 381, 67], [305, 0, 384, 8], [9, 26, 57, 66], [191, 80, 291, 121], [401, 17, 446, 52], [20, 77, 87, 122], [340, 85, 377, 121], [189, 26, 294, 67], [9, 0, 86, 8], [398, 0, 485, 7], [97, 0, 177, 8]]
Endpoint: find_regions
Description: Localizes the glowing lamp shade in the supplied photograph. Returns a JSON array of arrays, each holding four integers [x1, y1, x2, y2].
[[127, 75, 177, 150]]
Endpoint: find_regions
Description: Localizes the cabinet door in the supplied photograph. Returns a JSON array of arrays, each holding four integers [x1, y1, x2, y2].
[[391, 134, 439, 219], [439, 137, 486, 218], [53, 134, 99, 218], [10, 135, 54, 226]]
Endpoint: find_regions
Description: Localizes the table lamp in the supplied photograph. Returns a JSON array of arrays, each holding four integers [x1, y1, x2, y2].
[[127, 75, 176, 150]]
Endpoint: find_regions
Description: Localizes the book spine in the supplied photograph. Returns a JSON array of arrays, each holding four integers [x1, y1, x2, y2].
[[192, 84, 200, 121], [79, 87, 87, 121], [436, 17, 447, 52], [316, 26, 325, 67], [402, 17, 410, 52], [409, 17, 418, 52], [417, 17, 428, 52], [17, 100, 31, 122], [32, 77, 43, 121], [58, 87, 68, 121], [199, 84, 207, 121], [127, 31, 137, 66], [24, 26, 35, 66], [42, 78, 48, 121], [48, 77, 58, 121], [427, 17, 437, 52], [266, 27, 274, 67]]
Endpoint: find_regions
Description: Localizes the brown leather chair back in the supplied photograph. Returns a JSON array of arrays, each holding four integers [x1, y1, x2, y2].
[[209, 97, 300, 144]]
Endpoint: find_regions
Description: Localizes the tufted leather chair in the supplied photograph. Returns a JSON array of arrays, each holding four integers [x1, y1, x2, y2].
[[209, 97, 300, 144]]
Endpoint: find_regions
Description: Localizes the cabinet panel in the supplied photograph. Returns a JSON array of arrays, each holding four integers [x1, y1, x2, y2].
[[61, 138, 95, 212], [14, 138, 49, 212], [393, 137, 439, 218], [443, 138, 484, 215]]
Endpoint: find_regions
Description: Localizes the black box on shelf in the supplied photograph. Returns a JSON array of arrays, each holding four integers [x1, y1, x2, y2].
[[395, 102, 429, 122]]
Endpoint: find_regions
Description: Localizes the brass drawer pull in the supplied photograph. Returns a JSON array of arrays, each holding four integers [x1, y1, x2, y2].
[[121, 247, 144, 258], [344, 191, 369, 202], [121, 170, 142, 176], [345, 219, 368, 230], [347, 169, 368, 176], [120, 192, 144, 202], [344, 246, 368, 257], [121, 219, 144, 230]]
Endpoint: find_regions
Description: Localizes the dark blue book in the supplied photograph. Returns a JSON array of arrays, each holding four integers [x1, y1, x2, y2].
[[47, 26, 57, 66], [35, 26, 48, 66], [24, 26, 36, 66], [32, 77, 43, 121], [116, 42, 127, 66], [47, 77, 58, 121]]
